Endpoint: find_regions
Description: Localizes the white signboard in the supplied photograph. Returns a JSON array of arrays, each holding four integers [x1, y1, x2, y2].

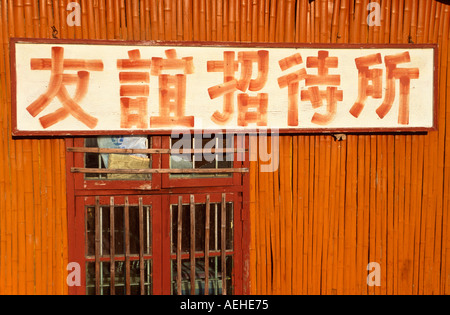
[[10, 38, 437, 136]]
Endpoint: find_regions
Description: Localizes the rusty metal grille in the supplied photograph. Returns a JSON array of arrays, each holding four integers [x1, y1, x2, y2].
[[170, 194, 233, 295], [85, 196, 152, 295]]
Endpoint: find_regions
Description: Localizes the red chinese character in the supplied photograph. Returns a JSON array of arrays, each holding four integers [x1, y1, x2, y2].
[[237, 94, 268, 127], [207, 50, 269, 126], [27, 46, 103, 129], [376, 52, 419, 125], [117, 49, 151, 128], [300, 50, 343, 125], [150, 49, 195, 128], [349, 53, 383, 118], [277, 53, 307, 126]]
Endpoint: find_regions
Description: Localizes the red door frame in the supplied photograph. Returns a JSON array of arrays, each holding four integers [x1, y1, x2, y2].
[[66, 137, 251, 295]]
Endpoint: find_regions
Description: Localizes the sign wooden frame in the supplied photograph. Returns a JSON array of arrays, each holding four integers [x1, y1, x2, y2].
[[10, 38, 438, 136]]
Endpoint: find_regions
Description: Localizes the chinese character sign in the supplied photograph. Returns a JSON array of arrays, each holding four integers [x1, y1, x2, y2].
[[11, 40, 436, 136]]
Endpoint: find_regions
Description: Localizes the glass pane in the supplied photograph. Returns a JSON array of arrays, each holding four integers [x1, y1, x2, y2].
[[85, 261, 114, 295], [114, 261, 126, 295], [86, 207, 95, 256], [143, 260, 152, 295], [129, 207, 140, 255], [84, 137, 152, 181], [86, 262, 95, 295], [226, 203, 234, 250], [144, 206, 152, 255], [171, 204, 191, 254], [129, 206, 152, 255], [194, 136, 216, 169], [114, 206, 125, 256], [85, 138, 106, 179], [170, 135, 233, 178], [218, 135, 233, 169], [101, 261, 111, 295], [102, 207, 110, 256], [171, 256, 233, 295], [129, 260, 152, 295], [170, 136, 194, 170]]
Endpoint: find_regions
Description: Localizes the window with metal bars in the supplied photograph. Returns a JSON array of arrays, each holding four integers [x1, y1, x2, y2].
[[83, 196, 154, 295], [66, 135, 249, 295], [170, 195, 234, 295]]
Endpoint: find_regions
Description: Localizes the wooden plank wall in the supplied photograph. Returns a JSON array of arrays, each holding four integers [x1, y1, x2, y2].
[[0, 0, 448, 295], [249, 0, 450, 295], [0, 0, 69, 295]]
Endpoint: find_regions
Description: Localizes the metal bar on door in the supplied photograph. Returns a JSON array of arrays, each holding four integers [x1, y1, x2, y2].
[[95, 196, 100, 295], [190, 195, 196, 295], [110, 197, 115, 295], [205, 195, 210, 295], [177, 196, 183, 295], [221, 193, 226, 295], [125, 197, 131, 295], [139, 197, 145, 295]]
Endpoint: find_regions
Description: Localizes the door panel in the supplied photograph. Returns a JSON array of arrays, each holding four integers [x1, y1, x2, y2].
[[72, 195, 161, 295], [162, 192, 243, 295]]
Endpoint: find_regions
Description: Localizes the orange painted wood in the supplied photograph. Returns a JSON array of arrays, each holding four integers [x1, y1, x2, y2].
[[1, 0, 450, 296]]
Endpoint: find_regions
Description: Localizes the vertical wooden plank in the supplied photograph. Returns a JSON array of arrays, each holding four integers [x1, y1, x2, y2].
[[444, 9, 450, 294], [320, 136, 331, 295], [441, 5, 450, 295], [256, 137, 265, 294], [0, 0, 11, 295], [150, 0, 159, 39], [125, 0, 133, 39], [164, 0, 172, 39], [307, 136, 314, 293], [43, 139, 53, 295], [200, 0, 206, 41], [268, 135, 276, 294], [59, 136, 69, 295], [292, 136, 299, 294], [356, 135, 365, 294], [268, 0, 276, 42], [336, 136, 347, 295], [278, 137, 287, 294], [222, 0, 228, 41], [184, 0, 193, 40], [249, 135, 257, 294], [434, 4, 447, 295], [11, 0, 25, 296], [296, 135, 305, 295], [312, 135, 322, 295], [190, 194, 196, 295]]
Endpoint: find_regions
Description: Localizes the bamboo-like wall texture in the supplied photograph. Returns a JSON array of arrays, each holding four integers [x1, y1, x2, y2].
[[0, 0, 449, 295]]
